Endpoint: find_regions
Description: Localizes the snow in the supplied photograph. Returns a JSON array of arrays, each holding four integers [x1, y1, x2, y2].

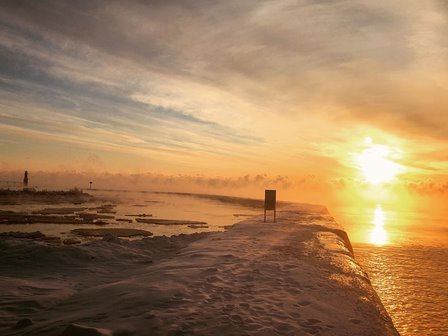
[[0, 204, 398, 335]]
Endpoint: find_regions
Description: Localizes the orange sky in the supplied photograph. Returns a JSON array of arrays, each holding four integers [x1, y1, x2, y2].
[[0, 1, 447, 208]]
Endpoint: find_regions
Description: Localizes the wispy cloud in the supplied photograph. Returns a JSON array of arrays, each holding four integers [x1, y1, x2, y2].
[[0, 0, 447, 184]]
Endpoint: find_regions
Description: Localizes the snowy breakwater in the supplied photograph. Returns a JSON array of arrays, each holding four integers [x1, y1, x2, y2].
[[0, 204, 398, 335]]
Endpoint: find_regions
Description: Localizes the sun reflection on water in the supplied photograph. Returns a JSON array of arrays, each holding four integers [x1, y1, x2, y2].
[[370, 205, 388, 246]]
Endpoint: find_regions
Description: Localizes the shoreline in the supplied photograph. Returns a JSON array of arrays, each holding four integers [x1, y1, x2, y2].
[[0, 189, 94, 205], [0, 204, 398, 335]]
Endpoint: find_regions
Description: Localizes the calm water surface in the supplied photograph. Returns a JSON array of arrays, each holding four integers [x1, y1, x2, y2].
[[333, 206, 448, 336], [0, 190, 260, 238]]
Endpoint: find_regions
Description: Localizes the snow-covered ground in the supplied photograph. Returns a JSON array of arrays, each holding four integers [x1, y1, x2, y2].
[[0, 204, 398, 335]]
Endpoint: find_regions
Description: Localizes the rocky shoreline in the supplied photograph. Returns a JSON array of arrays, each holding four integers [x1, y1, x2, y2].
[[0, 189, 94, 205]]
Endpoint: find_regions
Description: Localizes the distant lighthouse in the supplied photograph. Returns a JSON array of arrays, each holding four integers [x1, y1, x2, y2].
[[23, 170, 29, 188]]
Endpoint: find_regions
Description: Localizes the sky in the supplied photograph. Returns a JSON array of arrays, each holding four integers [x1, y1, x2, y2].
[[0, 0, 447, 207]]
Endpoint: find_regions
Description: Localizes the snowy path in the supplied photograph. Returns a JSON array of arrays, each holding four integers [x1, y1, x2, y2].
[[1, 204, 398, 335]]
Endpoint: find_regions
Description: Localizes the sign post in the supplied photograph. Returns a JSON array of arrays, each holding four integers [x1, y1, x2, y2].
[[264, 189, 276, 222]]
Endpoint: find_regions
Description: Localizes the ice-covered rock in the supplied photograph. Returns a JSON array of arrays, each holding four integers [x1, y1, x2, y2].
[[60, 324, 112, 336]]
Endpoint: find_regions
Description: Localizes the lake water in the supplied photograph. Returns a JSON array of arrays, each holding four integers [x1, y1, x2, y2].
[[333, 206, 448, 336], [0, 190, 261, 239]]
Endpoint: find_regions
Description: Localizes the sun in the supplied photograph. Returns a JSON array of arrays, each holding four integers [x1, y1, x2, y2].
[[355, 137, 403, 184]]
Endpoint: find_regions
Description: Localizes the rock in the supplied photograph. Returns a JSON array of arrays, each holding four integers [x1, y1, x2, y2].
[[136, 218, 207, 225], [188, 224, 209, 229], [102, 233, 118, 242], [72, 228, 153, 238], [116, 218, 133, 223], [233, 213, 254, 217], [62, 238, 82, 245], [28, 231, 47, 239], [14, 318, 33, 329], [0, 231, 46, 239], [41, 236, 62, 244], [31, 207, 87, 215], [93, 220, 109, 225], [219, 225, 234, 230], [124, 213, 152, 217], [60, 323, 112, 336]]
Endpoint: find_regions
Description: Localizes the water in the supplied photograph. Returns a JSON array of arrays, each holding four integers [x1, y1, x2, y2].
[[0, 190, 261, 239], [333, 206, 448, 336], [355, 245, 448, 336]]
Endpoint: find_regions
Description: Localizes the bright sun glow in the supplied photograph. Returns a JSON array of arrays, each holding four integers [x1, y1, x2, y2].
[[355, 137, 403, 184], [370, 205, 388, 245]]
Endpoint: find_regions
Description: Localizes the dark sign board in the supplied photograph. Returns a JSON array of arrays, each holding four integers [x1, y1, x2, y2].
[[264, 190, 276, 210], [264, 190, 277, 222]]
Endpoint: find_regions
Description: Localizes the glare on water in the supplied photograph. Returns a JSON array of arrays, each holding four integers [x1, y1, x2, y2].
[[370, 205, 388, 246]]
